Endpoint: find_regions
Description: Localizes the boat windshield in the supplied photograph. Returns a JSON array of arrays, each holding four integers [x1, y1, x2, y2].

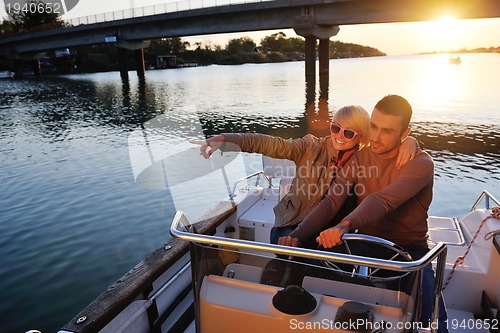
[[168, 168, 447, 333], [187, 238, 421, 333]]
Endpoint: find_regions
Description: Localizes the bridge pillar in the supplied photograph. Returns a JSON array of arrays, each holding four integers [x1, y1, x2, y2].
[[116, 40, 150, 80], [134, 49, 146, 79], [304, 37, 316, 85], [318, 38, 330, 99], [32, 58, 41, 77], [117, 47, 129, 80], [293, 21, 339, 83]]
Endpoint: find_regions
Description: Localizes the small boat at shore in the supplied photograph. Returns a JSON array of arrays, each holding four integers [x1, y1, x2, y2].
[[448, 56, 461, 65], [54, 151, 500, 333], [0, 70, 15, 78]]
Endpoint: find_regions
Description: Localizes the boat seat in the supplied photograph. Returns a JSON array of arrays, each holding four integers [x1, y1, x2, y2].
[[199, 275, 409, 333], [238, 157, 296, 243], [238, 188, 278, 242], [427, 216, 465, 246]]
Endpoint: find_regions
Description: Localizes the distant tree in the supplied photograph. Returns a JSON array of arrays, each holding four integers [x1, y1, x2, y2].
[[329, 40, 386, 58], [0, 18, 15, 36], [284, 37, 306, 53], [171, 37, 190, 54], [7, 0, 66, 33], [260, 32, 288, 52], [146, 37, 190, 55], [260, 32, 305, 53], [226, 37, 256, 54]]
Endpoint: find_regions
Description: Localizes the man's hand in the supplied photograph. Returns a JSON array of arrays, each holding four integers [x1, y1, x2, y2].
[[316, 220, 352, 248], [189, 134, 225, 159], [278, 236, 301, 259], [278, 236, 301, 247]]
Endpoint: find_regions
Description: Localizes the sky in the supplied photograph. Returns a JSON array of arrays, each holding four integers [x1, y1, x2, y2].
[[2, 0, 500, 55]]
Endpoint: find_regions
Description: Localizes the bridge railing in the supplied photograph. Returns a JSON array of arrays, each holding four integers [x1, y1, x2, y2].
[[64, 0, 272, 26]]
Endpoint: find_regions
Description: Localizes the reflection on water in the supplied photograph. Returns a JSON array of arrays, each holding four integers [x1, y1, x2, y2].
[[0, 54, 499, 333], [413, 121, 500, 182]]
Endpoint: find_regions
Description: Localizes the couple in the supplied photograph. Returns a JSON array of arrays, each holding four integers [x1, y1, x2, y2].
[[191, 94, 447, 332]]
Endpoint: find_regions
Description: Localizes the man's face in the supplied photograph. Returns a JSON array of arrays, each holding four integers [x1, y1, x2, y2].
[[369, 108, 410, 158]]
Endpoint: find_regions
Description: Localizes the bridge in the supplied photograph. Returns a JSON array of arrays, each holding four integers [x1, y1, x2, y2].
[[2, 0, 500, 81]]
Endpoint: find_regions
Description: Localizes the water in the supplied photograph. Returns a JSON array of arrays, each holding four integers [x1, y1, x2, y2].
[[1, 53, 499, 333]]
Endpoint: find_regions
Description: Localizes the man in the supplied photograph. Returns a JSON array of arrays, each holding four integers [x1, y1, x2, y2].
[[279, 94, 448, 332]]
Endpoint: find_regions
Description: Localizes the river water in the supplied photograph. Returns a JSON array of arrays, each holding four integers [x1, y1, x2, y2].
[[1, 53, 499, 333]]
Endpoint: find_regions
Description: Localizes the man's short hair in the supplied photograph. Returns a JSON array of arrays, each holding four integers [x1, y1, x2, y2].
[[374, 95, 412, 129]]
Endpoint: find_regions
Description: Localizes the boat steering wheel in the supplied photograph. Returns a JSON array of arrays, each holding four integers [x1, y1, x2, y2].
[[322, 234, 413, 282]]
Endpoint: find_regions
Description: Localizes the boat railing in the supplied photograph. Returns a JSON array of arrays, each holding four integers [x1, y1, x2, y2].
[[171, 211, 446, 272], [171, 211, 447, 333], [471, 190, 500, 211], [230, 171, 273, 198], [64, 0, 272, 26]]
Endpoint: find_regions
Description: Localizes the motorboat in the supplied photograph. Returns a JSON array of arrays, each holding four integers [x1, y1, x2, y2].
[[448, 56, 461, 65], [57, 152, 500, 333], [0, 70, 15, 78]]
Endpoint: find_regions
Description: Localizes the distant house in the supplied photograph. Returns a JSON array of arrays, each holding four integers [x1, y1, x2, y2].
[[55, 49, 71, 58], [157, 55, 177, 69]]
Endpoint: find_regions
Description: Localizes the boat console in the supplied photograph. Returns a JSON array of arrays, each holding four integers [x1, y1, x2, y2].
[[198, 263, 417, 333], [171, 212, 447, 333]]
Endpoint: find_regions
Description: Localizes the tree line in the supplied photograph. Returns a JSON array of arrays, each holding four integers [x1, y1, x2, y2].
[[151, 32, 385, 66]]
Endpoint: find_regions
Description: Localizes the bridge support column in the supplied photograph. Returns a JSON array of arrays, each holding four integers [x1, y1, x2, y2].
[[294, 22, 339, 84], [134, 49, 146, 79], [116, 39, 150, 80], [318, 38, 330, 99], [14, 59, 21, 76], [304, 36, 316, 86], [118, 47, 129, 81], [32, 59, 41, 77]]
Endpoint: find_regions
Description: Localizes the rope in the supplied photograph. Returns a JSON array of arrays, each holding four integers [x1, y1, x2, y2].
[[484, 206, 500, 241], [442, 206, 500, 290], [485, 229, 500, 240]]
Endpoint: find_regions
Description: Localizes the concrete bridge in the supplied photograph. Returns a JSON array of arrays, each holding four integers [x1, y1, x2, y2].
[[2, 0, 500, 80]]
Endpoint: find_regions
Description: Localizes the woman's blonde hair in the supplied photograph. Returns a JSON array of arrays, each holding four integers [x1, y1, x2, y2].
[[333, 105, 370, 150]]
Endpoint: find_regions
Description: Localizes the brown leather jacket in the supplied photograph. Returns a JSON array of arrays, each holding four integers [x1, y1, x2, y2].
[[222, 133, 343, 228]]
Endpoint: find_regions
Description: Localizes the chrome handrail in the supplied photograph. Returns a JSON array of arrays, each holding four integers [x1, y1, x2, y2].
[[170, 211, 447, 272], [230, 171, 273, 198], [471, 190, 500, 211], [170, 210, 447, 333]]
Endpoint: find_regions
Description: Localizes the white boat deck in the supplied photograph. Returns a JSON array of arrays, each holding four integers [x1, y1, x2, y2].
[[224, 173, 499, 333]]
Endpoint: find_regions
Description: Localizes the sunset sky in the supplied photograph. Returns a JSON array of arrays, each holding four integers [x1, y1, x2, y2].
[[185, 17, 500, 55], [2, 0, 500, 55]]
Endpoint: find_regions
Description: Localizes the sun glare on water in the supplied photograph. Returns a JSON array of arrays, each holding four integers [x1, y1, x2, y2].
[[409, 16, 466, 109], [415, 54, 461, 102]]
